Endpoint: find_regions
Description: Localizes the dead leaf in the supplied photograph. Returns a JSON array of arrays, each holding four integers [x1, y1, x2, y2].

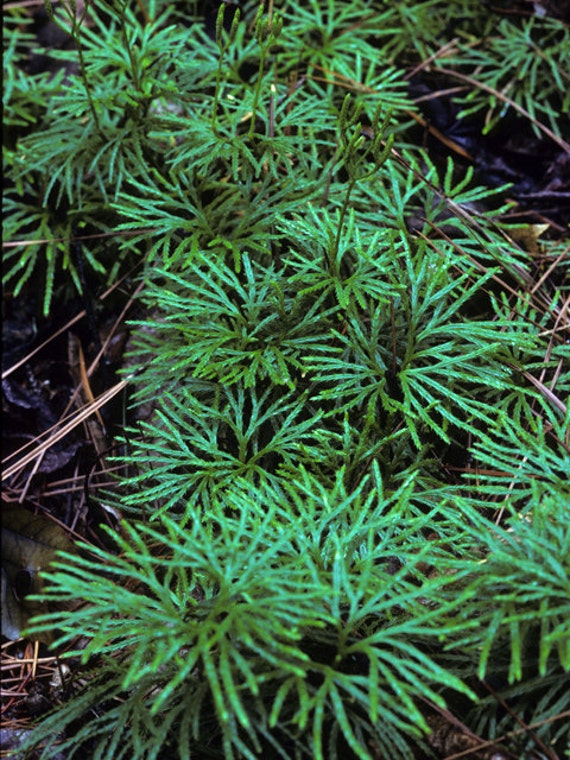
[[509, 223, 550, 254], [1, 507, 73, 644]]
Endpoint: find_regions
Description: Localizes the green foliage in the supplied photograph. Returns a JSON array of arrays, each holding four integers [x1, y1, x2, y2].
[[440, 15, 570, 138], [26, 474, 479, 760], [4, 0, 568, 757]]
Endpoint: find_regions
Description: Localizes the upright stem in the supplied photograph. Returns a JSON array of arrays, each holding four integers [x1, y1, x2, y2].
[[331, 177, 357, 264], [120, 13, 141, 93], [70, 4, 103, 135]]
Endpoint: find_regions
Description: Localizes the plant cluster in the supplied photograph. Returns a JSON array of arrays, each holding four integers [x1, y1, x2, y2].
[[3, 0, 569, 758]]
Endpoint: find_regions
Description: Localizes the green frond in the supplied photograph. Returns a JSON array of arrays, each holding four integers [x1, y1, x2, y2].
[[7, 0, 568, 757]]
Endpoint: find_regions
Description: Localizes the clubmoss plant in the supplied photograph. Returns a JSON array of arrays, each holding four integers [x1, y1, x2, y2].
[[3, 0, 569, 758]]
